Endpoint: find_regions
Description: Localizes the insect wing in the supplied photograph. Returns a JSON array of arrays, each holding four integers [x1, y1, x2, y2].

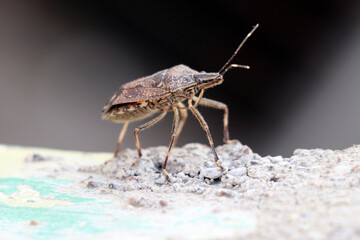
[[102, 86, 167, 114], [112, 87, 167, 105]]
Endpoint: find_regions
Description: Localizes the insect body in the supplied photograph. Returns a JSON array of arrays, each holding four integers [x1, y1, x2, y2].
[[102, 24, 259, 180]]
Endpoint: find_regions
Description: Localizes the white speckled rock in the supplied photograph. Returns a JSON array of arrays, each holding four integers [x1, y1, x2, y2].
[[200, 167, 223, 179], [227, 167, 247, 177]]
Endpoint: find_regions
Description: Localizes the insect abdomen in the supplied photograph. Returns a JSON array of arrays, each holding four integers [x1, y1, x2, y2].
[[102, 101, 159, 123]]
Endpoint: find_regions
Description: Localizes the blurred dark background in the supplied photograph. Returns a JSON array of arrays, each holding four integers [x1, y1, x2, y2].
[[1, 0, 360, 156]]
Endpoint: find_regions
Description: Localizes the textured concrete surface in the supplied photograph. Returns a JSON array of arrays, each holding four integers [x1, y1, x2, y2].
[[1, 142, 360, 239]]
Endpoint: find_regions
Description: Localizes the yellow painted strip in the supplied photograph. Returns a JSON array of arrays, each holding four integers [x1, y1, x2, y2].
[[0, 144, 111, 178]]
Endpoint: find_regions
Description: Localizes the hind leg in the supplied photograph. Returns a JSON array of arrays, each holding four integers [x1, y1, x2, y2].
[[113, 121, 129, 157], [132, 110, 168, 166]]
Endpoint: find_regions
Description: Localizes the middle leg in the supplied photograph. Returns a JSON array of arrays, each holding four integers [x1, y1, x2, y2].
[[173, 102, 188, 146], [162, 106, 180, 181]]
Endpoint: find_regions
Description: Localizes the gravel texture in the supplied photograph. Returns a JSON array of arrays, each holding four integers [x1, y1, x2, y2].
[[77, 141, 360, 239]]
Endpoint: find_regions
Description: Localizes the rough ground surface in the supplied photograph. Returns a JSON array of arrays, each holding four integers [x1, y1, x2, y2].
[[77, 141, 360, 239], [4, 141, 359, 239]]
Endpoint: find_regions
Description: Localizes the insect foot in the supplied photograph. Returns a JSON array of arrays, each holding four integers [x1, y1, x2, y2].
[[215, 161, 224, 170], [224, 139, 241, 144], [215, 158, 229, 174], [131, 157, 141, 168], [162, 169, 171, 182]]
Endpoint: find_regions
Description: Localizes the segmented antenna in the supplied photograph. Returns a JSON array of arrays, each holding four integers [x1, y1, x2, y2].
[[219, 23, 259, 75]]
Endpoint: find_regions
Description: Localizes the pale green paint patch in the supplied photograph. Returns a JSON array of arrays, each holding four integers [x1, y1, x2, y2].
[[0, 177, 256, 239], [0, 178, 93, 203], [0, 178, 114, 239]]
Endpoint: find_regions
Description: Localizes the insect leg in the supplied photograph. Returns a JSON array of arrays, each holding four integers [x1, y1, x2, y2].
[[173, 102, 188, 146], [193, 89, 204, 108], [113, 121, 129, 157], [188, 100, 224, 170], [193, 97, 234, 143], [162, 106, 180, 181], [133, 110, 168, 167]]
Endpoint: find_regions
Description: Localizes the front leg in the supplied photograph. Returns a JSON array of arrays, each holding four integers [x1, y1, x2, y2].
[[192, 97, 234, 143], [188, 100, 224, 170], [193, 89, 204, 108]]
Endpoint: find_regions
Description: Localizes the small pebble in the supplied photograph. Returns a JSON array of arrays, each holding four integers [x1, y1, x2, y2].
[[87, 181, 98, 188], [29, 220, 38, 226], [155, 174, 166, 185], [268, 156, 283, 163], [200, 167, 222, 179], [217, 190, 234, 198], [270, 176, 279, 182], [128, 198, 139, 207], [227, 167, 247, 177], [333, 165, 351, 176], [128, 197, 149, 207], [176, 172, 187, 181], [159, 200, 167, 207], [30, 154, 46, 162]]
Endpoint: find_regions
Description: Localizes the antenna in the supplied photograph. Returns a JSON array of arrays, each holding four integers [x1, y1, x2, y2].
[[219, 23, 259, 75]]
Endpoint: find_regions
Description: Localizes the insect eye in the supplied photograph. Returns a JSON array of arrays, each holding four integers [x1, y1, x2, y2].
[[194, 76, 202, 84]]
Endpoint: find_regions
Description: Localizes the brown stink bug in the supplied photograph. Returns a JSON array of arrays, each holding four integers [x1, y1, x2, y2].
[[102, 24, 259, 180]]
